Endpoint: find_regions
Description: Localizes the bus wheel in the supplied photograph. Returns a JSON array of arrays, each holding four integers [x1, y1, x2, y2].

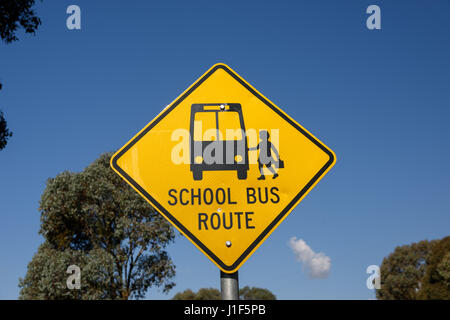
[[193, 170, 203, 181], [237, 169, 247, 180]]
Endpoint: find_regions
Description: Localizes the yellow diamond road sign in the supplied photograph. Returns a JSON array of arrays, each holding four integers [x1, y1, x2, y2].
[[111, 63, 336, 273]]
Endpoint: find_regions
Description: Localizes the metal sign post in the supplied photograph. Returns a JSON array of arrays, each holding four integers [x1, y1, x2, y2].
[[220, 270, 239, 300]]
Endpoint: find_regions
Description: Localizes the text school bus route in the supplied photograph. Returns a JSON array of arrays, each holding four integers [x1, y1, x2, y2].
[[168, 186, 280, 231]]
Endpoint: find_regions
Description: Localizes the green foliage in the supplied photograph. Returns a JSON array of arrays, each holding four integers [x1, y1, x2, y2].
[[417, 236, 450, 299], [172, 289, 197, 300], [196, 288, 222, 300], [0, 0, 42, 43], [375, 236, 450, 300], [0, 110, 13, 150], [376, 239, 436, 300], [172, 288, 221, 300], [1, 1, 43, 150], [239, 286, 276, 300], [19, 153, 176, 299], [172, 286, 276, 300], [172, 288, 222, 300], [19, 242, 115, 299]]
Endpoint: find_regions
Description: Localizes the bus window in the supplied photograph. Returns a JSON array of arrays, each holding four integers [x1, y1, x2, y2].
[[194, 112, 217, 141], [218, 111, 242, 140]]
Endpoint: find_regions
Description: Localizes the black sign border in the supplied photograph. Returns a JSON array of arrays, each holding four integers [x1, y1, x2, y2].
[[111, 64, 335, 272]]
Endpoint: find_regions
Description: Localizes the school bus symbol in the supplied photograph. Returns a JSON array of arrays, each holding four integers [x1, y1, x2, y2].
[[190, 103, 249, 181]]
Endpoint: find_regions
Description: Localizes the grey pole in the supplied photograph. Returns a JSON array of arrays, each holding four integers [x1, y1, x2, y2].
[[220, 270, 239, 300]]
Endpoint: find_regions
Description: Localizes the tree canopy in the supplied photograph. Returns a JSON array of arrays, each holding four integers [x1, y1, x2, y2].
[[19, 242, 116, 299], [172, 286, 276, 300], [376, 239, 435, 300], [0, 0, 43, 150], [376, 237, 450, 300], [19, 153, 176, 299], [0, 0, 42, 43], [0, 110, 13, 150], [239, 286, 276, 300], [172, 288, 221, 300], [417, 236, 450, 299]]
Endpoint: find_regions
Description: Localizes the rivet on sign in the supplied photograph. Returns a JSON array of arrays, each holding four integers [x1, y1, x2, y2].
[[226, 241, 232, 247], [220, 104, 226, 111], [217, 208, 222, 212]]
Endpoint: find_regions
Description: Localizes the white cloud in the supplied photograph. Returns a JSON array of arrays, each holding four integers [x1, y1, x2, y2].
[[288, 237, 331, 279]]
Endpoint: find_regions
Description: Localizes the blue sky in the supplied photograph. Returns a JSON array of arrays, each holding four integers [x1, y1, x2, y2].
[[0, 0, 449, 299]]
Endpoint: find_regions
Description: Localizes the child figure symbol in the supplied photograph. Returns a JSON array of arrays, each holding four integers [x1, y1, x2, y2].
[[249, 130, 284, 180]]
